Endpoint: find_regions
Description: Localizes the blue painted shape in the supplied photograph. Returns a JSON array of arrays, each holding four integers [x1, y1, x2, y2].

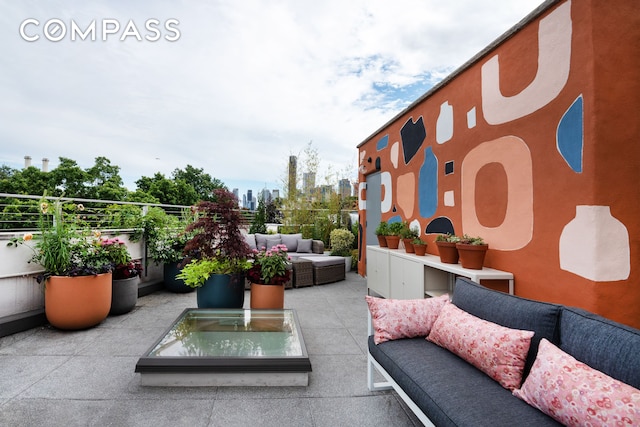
[[557, 95, 584, 173], [376, 135, 389, 151], [418, 147, 438, 217], [388, 215, 402, 224]]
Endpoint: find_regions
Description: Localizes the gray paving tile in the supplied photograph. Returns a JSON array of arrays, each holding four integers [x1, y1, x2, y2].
[[0, 355, 70, 399], [310, 395, 418, 427], [302, 327, 363, 355], [0, 398, 112, 427], [96, 398, 215, 427], [209, 398, 314, 427]]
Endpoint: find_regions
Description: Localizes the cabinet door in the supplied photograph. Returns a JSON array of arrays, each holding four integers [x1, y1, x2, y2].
[[389, 254, 424, 299], [366, 247, 389, 298]]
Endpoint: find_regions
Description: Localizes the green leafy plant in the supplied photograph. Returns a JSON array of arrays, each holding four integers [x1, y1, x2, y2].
[[458, 234, 485, 245], [7, 197, 112, 283], [435, 233, 461, 243], [329, 228, 355, 257], [400, 222, 419, 239], [412, 237, 426, 246], [177, 258, 251, 288], [246, 244, 291, 285], [374, 221, 389, 236], [387, 221, 405, 236]]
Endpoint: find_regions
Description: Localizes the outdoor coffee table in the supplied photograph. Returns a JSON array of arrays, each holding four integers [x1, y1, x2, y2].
[[135, 308, 311, 386]]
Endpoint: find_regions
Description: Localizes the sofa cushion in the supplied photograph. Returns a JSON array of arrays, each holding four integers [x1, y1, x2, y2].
[[280, 234, 302, 252], [366, 294, 449, 344], [243, 233, 257, 251], [368, 336, 561, 426], [255, 233, 279, 250], [265, 237, 282, 250], [452, 277, 561, 377], [296, 239, 313, 253], [514, 338, 640, 425], [428, 302, 534, 390], [558, 306, 640, 389]]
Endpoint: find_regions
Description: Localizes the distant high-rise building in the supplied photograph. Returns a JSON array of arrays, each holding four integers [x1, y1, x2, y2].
[[288, 156, 297, 199], [272, 189, 280, 199], [303, 172, 316, 196], [338, 179, 351, 198], [320, 185, 334, 203], [232, 188, 239, 201], [242, 194, 247, 208], [260, 188, 272, 203], [247, 189, 253, 210]]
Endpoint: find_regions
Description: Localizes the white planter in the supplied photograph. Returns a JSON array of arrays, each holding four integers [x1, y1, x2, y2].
[[344, 256, 352, 273]]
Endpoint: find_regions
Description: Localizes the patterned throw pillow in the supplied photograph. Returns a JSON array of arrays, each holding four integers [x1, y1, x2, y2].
[[427, 302, 534, 390], [513, 338, 640, 426], [366, 294, 449, 344]]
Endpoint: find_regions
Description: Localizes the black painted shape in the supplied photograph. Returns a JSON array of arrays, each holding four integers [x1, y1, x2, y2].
[[400, 117, 426, 165], [445, 161, 454, 175], [392, 205, 397, 213], [358, 221, 363, 262], [375, 157, 381, 170], [425, 217, 455, 235]]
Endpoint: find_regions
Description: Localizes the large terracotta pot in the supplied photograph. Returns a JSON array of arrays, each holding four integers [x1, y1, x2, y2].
[[45, 273, 112, 330], [196, 273, 245, 308], [385, 235, 401, 249], [436, 241, 459, 264], [163, 261, 194, 293], [456, 243, 489, 270], [250, 283, 285, 309], [110, 276, 139, 315]]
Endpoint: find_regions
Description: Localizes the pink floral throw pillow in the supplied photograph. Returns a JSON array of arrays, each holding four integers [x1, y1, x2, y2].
[[513, 338, 640, 426], [366, 294, 449, 344], [427, 302, 534, 390]]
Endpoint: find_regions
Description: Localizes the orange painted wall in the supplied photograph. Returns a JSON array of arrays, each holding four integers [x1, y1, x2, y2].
[[357, 0, 640, 328]]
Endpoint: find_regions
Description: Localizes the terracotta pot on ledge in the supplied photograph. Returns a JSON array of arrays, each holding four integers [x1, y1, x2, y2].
[[385, 235, 400, 249]]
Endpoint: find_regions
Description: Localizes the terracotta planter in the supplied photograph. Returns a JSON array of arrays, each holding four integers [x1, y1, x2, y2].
[[403, 239, 415, 253], [376, 235, 388, 247], [413, 244, 427, 256], [110, 276, 139, 315], [196, 273, 245, 308], [436, 241, 459, 264], [385, 235, 401, 249], [250, 283, 285, 309], [456, 243, 489, 270], [45, 273, 112, 330]]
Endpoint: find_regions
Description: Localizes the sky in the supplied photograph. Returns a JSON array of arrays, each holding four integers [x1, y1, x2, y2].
[[1, 0, 543, 202]]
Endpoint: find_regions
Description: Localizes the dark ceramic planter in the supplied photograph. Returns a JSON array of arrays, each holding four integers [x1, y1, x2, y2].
[[110, 276, 139, 315], [196, 273, 245, 308], [163, 261, 194, 293]]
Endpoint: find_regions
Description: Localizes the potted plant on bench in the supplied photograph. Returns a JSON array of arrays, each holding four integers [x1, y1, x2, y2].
[[374, 221, 389, 247], [456, 234, 488, 269], [435, 233, 461, 264], [400, 222, 419, 253]]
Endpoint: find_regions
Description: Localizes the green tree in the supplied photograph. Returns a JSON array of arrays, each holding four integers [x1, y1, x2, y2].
[[85, 157, 127, 200], [49, 157, 88, 197], [172, 165, 225, 202], [249, 197, 267, 234]]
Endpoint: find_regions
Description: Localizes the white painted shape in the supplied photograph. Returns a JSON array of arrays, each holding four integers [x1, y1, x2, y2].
[[358, 182, 367, 210], [444, 191, 455, 207], [559, 205, 630, 281], [409, 219, 421, 237], [436, 101, 454, 144], [380, 172, 393, 213], [467, 107, 476, 129], [481, 1, 572, 124]]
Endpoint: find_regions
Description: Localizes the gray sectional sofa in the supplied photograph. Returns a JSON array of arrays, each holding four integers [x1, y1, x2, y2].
[[368, 277, 640, 426], [243, 233, 324, 257]]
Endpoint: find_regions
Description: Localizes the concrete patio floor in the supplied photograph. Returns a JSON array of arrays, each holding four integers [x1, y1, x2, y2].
[[0, 272, 420, 426]]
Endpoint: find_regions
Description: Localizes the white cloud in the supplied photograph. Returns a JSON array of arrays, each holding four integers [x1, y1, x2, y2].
[[0, 0, 543, 196]]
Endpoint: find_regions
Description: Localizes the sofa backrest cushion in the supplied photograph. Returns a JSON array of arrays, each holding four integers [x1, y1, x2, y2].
[[243, 233, 257, 251], [255, 233, 280, 250], [452, 277, 562, 377], [558, 306, 640, 389], [281, 233, 302, 252]]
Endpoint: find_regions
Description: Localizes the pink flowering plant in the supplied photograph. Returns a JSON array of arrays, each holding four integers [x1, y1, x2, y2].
[[246, 244, 291, 286], [100, 237, 142, 279]]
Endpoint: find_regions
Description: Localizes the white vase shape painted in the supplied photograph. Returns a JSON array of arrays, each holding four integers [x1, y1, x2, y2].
[[559, 205, 630, 281]]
